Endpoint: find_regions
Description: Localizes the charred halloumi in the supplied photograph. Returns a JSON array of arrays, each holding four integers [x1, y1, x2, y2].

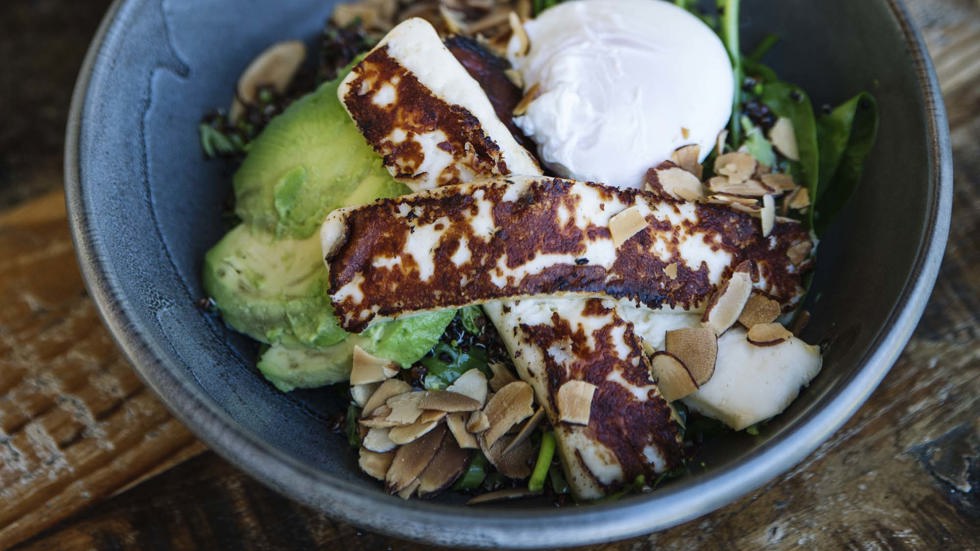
[[338, 18, 540, 191], [483, 299, 684, 499], [321, 175, 811, 331]]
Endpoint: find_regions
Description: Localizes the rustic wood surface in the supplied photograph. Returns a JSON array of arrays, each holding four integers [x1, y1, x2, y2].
[[1, 0, 977, 549]]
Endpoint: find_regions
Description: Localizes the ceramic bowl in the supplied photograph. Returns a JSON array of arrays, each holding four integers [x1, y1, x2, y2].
[[66, 0, 951, 547]]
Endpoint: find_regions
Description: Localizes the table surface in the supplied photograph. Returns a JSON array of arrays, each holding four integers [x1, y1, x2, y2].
[[1, 0, 977, 549]]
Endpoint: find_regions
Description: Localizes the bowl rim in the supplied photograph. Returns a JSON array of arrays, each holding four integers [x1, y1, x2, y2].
[[65, 0, 952, 547]]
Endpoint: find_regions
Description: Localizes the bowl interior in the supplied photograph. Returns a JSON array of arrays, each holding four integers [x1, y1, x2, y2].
[[69, 0, 947, 546]]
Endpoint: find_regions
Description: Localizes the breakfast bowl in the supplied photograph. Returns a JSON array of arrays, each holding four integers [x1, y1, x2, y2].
[[65, 0, 951, 547]]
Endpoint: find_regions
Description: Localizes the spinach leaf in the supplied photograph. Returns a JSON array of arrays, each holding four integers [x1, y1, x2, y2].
[[420, 341, 489, 390], [760, 81, 819, 194], [459, 305, 484, 335], [813, 92, 879, 235], [740, 115, 776, 167]]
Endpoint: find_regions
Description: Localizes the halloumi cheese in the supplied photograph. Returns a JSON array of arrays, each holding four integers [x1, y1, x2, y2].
[[337, 18, 540, 191]]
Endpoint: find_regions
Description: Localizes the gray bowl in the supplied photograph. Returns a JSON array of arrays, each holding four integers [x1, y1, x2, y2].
[[65, 0, 952, 547]]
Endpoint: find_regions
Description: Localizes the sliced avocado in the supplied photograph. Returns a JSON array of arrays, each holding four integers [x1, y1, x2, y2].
[[257, 340, 355, 392], [234, 75, 408, 239], [203, 224, 347, 348]]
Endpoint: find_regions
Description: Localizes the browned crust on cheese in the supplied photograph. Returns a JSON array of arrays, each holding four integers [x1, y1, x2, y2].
[[342, 46, 510, 186], [327, 177, 812, 332], [515, 300, 683, 487]]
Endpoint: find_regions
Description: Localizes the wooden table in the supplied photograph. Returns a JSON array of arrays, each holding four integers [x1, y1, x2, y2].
[[2, 0, 977, 549]]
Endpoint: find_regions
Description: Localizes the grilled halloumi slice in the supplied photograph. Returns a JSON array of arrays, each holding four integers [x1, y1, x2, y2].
[[483, 299, 684, 499], [337, 18, 540, 191], [321, 175, 811, 331]]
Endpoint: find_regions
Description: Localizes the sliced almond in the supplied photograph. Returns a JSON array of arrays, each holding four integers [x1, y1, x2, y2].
[[513, 82, 541, 117], [482, 381, 534, 449], [556, 380, 597, 426], [396, 479, 421, 500], [665, 327, 717, 386], [670, 144, 703, 179], [509, 11, 529, 56], [702, 267, 754, 335], [350, 345, 398, 385], [446, 369, 489, 407], [715, 152, 757, 184], [708, 178, 772, 197], [360, 405, 400, 428], [787, 186, 811, 210], [361, 379, 412, 419], [350, 382, 379, 408], [664, 262, 678, 280], [467, 410, 490, 434], [236, 41, 306, 109], [708, 193, 760, 207], [716, 129, 729, 156], [419, 390, 482, 412], [482, 432, 534, 479], [467, 488, 539, 505], [363, 427, 397, 453], [418, 409, 447, 424], [730, 202, 762, 216], [747, 323, 793, 346], [359, 448, 395, 481], [417, 435, 470, 497], [388, 419, 440, 445], [787, 240, 813, 266], [446, 412, 479, 449], [502, 408, 545, 455], [650, 352, 699, 402], [487, 361, 517, 392], [769, 117, 799, 161], [385, 392, 425, 425], [657, 167, 704, 202], [738, 294, 782, 328], [385, 424, 447, 494], [761, 194, 776, 237], [761, 172, 797, 192], [609, 206, 648, 248]]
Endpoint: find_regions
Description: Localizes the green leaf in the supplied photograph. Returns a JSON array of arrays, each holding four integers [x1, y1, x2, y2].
[[420, 341, 490, 390], [360, 309, 457, 368], [459, 306, 484, 335], [741, 116, 776, 167], [760, 81, 819, 195], [813, 93, 878, 235]]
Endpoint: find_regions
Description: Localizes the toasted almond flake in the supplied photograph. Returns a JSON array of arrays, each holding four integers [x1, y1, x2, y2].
[[513, 82, 541, 116], [709, 193, 760, 206], [350, 382, 379, 408], [481, 432, 534, 479], [446, 369, 489, 406], [438, 5, 464, 34], [388, 419, 440, 445], [787, 240, 813, 266], [363, 427, 398, 453], [360, 405, 400, 428], [761, 194, 776, 237], [467, 488, 539, 505], [761, 172, 797, 191], [708, 178, 772, 197], [755, 163, 772, 175], [386, 424, 447, 494], [670, 144, 703, 179], [769, 117, 800, 160], [385, 392, 425, 425], [657, 167, 704, 202], [716, 129, 728, 155], [466, 410, 490, 433], [418, 409, 447, 424], [715, 152, 757, 184], [359, 448, 395, 481], [417, 435, 470, 496], [787, 186, 811, 210], [396, 479, 421, 499], [502, 408, 545, 455], [446, 412, 479, 449], [702, 267, 754, 335], [419, 390, 482, 412], [650, 352, 698, 401], [509, 11, 529, 56], [640, 338, 656, 356], [504, 68, 524, 89], [361, 379, 412, 419], [664, 262, 678, 280], [738, 294, 783, 328], [730, 202, 762, 215], [235, 41, 306, 111], [482, 381, 534, 448], [557, 380, 596, 425], [487, 361, 517, 391], [351, 345, 399, 385], [746, 322, 794, 346], [609, 206, 648, 248], [665, 327, 717, 386]]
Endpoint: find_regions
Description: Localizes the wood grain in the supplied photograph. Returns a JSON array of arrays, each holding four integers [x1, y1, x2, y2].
[[2, 0, 978, 549]]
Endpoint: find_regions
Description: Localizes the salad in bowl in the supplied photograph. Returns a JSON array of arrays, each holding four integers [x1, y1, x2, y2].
[[199, 0, 877, 503]]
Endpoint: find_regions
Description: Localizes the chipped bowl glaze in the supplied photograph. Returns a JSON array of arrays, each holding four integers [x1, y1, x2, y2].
[[65, 0, 951, 547]]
